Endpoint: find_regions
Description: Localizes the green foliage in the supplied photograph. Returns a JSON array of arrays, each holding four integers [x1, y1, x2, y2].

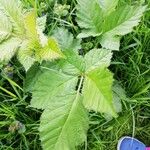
[[84, 49, 112, 72], [0, 0, 63, 71], [0, 0, 146, 150], [76, 0, 146, 50], [83, 67, 117, 117], [40, 94, 88, 150], [53, 28, 81, 51]]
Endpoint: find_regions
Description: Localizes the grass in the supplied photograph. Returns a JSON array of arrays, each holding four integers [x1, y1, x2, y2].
[[0, 0, 150, 150]]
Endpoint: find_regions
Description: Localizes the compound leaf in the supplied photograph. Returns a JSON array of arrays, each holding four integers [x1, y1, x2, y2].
[[76, 0, 146, 50], [100, 5, 147, 50]]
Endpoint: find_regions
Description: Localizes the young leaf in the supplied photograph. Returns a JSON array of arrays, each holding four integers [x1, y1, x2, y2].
[[84, 49, 112, 72], [37, 38, 64, 61], [0, 0, 25, 35], [17, 40, 36, 71], [24, 11, 38, 39], [76, 0, 103, 38], [31, 67, 78, 109], [0, 0, 25, 62], [100, 5, 147, 50], [40, 94, 89, 150], [53, 28, 81, 51], [0, 11, 12, 42], [83, 67, 117, 117], [0, 38, 21, 61], [37, 15, 47, 32]]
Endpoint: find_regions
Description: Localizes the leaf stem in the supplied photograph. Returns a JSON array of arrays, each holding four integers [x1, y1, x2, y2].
[[77, 76, 84, 94]]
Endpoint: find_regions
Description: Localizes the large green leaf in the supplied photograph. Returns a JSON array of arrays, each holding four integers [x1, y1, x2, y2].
[[76, 0, 146, 50], [83, 67, 117, 117], [76, 0, 103, 38], [31, 67, 78, 109], [40, 94, 89, 150], [84, 49, 112, 72], [53, 28, 81, 51], [100, 5, 147, 50]]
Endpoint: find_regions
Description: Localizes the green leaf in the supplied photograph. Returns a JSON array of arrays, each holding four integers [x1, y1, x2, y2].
[[0, 11, 12, 42], [84, 49, 112, 72], [31, 67, 78, 109], [100, 5, 147, 50], [83, 67, 117, 117], [18, 50, 35, 72], [76, 0, 146, 50], [98, 0, 119, 15], [24, 63, 42, 92], [0, 0, 25, 35], [37, 15, 47, 32], [76, 0, 103, 38], [0, 0, 25, 62], [24, 11, 38, 40], [37, 38, 64, 61], [53, 28, 81, 51], [63, 50, 85, 73], [40, 94, 89, 150], [0, 38, 21, 62]]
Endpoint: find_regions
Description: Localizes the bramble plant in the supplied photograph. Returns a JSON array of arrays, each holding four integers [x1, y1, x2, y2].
[[0, 0, 146, 149]]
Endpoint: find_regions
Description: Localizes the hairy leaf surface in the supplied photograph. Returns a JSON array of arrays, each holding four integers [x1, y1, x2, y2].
[[63, 50, 85, 73], [0, 0, 25, 35], [84, 49, 112, 72], [83, 67, 117, 117], [76, 0, 146, 50], [76, 0, 103, 38], [100, 5, 147, 50], [53, 28, 81, 51], [98, 0, 119, 15], [40, 94, 89, 150], [31, 68, 78, 109], [0, 38, 21, 61], [37, 38, 64, 61]]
